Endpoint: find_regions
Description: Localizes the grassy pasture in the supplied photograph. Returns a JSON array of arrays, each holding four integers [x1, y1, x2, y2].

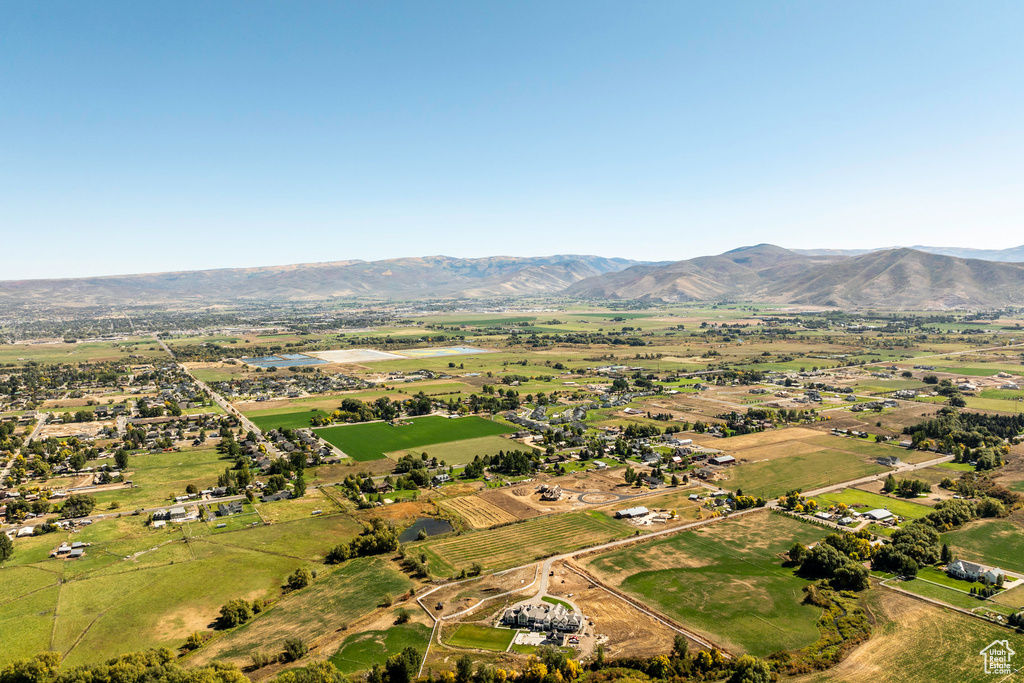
[[88, 447, 232, 510], [330, 623, 432, 673], [582, 512, 826, 656], [940, 517, 1024, 574], [813, 489, 931, 520], [415, 511, 631, 576], [0, 584, 60, 665], [52, 541, 300, 666], [316, 415, 514, 461], [445, 624, 516, 651], [192, 556, 412, 666], [720, 448, 886, 499]]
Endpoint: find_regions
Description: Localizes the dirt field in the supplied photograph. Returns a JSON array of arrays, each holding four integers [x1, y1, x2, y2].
[[692, 426, 823, 451], [476, 489, 543, 520], [425, 565, 538, 620], [549, 560, 692, 659], [439, 495, 520, 528], [38, 421, 112, 439]]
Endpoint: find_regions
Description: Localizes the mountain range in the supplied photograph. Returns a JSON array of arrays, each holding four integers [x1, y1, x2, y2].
[[792, 244, 1024, 262], [566, 245, 1024, 308], [0, 255, 643, 306], [3, 246, 1024, 310]]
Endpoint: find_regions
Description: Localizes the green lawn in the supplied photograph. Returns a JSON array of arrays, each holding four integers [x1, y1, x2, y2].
[[582, 512, 827, 656], [541, 596, 574, 610], [316, 415, 515, 461], [446, 624, 516, 651], [813, 489, 931, 520], [941, 518, 1024, 574], [330, 623, 431, 673]]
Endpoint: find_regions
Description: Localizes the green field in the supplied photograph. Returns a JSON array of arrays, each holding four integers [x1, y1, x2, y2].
[[941, 518, 1024, 574], [720, 448, 887, 499], [316, 415, 515, 461], [330, 623, 432, 673], [582, 512, 827, 656], [88, 447, 233, 510], [388, 434, 524, 466], [445, 624, 516, 651], [415, 511, 632, 576], [813, 489, 931, 520], [248, 408, 329, 431]]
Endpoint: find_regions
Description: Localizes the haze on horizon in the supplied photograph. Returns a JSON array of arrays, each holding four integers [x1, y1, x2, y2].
[[2, 1, 1023, 280]]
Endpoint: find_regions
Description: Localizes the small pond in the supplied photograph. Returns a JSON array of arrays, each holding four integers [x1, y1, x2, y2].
[[399, 517, 453, 543]]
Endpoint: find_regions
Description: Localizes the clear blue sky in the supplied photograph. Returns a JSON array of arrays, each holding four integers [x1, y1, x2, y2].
[[2, 1, 1022, 279]]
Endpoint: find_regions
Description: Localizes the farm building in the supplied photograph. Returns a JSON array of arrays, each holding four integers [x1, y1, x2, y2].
[[711, 455, 736, 466], [615, 506, 649, 519], [876, 455, 901, 467], [863, 509, 894, 522]]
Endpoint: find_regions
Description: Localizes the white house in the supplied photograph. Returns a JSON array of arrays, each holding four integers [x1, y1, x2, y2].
[[948, 560, 1005, 584]]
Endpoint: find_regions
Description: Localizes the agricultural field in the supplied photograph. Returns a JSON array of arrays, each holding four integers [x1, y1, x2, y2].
[[438, 495, 520, 528], [581, 512, 828, 656], [388, 435, 525, 466], [415, 511, 632, 575], [940, 516, 1024, 574], [316, 415, 515, 461], [248, 408, 329, 431], [719, 446, 887, 499]]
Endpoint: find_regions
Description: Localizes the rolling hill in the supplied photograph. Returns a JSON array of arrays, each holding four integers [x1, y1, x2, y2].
[[565, 246, 1024, 309]]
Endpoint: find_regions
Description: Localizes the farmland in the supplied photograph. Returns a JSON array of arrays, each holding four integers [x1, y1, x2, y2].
[[248, 408, 329, 431], [581, 512, 828, 656], [940, 516, 1024, 574], [719, 447, 887, 499], [415, 511, 632, 575], [316, 415, 515, 461], [388, 435, 525, 465], [439, 495, 520, 528]]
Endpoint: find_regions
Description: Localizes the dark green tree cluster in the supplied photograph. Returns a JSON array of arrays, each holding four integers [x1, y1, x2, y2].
[[59, 494, 96, 519], [325, 519, 399, 564]]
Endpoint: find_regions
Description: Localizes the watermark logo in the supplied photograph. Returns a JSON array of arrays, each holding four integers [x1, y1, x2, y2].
[[980, 639, 1015, 675]]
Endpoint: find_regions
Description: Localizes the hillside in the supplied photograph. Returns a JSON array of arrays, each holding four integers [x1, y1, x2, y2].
[[566, 246, 1024, 309], [563, 245, 844, 301], [0, 255, 643, 306], [793, 244, 1024, 262]]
